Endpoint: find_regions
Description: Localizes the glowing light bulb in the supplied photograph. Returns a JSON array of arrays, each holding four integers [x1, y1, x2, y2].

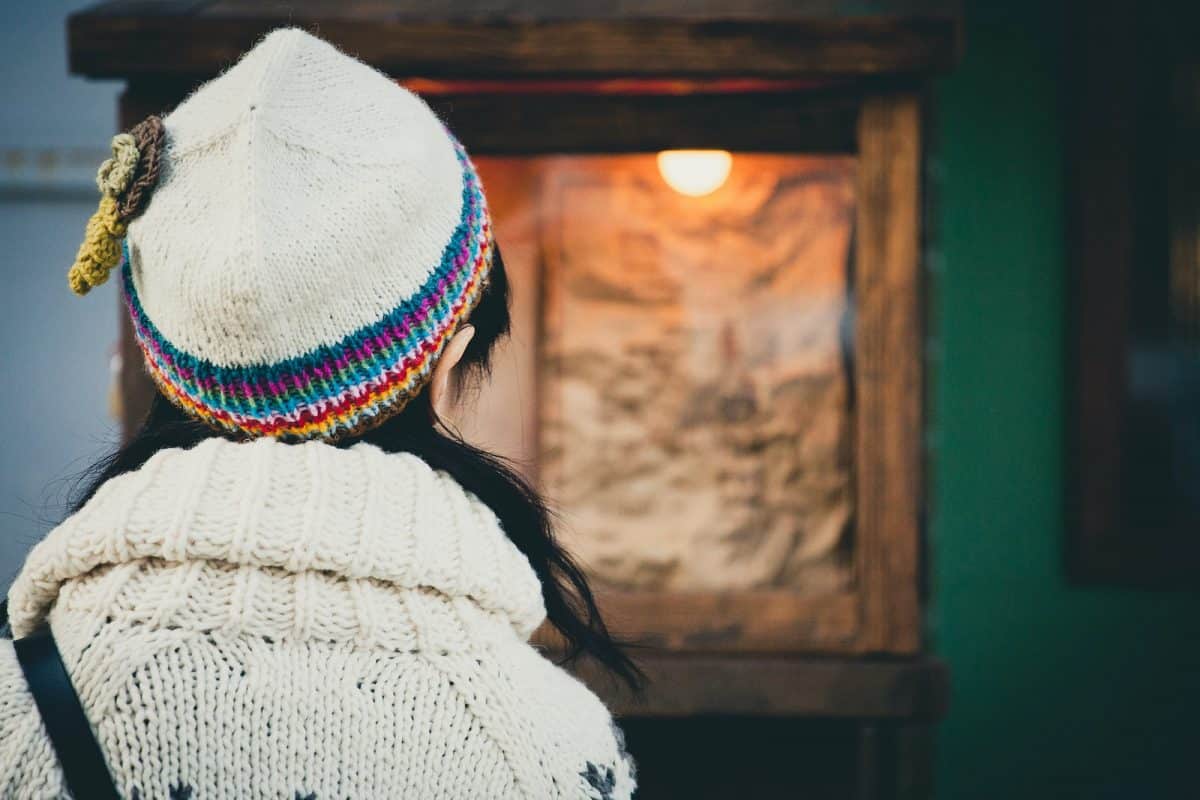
[[656, 150, 733, 197]]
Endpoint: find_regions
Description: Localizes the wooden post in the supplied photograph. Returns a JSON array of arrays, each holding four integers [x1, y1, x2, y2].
[[854, 92, 924, 654]]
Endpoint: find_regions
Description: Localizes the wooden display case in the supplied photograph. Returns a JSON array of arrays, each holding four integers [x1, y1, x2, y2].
[[70, 2, 959, 796]]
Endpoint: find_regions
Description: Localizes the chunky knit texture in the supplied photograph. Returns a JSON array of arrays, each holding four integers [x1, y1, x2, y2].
[[1, 438, 635, 798], [119, 29, 492, 441]]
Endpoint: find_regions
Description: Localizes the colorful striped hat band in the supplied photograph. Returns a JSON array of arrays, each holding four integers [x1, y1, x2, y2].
[[66, 31, 496, 443], [119, 136, 493, 442]]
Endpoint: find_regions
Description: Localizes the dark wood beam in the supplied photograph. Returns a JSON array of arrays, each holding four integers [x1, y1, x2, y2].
[[431, 90, 862, 154], [572, 654, 949, 719], [69, 0, 961, 81]]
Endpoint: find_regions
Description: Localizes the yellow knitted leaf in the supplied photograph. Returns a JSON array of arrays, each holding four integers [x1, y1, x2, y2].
[[68, 196, 128, 296]]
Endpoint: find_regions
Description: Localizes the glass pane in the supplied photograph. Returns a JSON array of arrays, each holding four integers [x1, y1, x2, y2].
[[453, 154, 857, 594]]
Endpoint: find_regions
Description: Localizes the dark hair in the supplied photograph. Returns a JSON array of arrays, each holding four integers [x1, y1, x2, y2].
[[72, 247, 643, 691]]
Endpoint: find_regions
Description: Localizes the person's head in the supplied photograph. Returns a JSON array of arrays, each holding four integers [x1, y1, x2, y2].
[[66, 29, 640, 690]]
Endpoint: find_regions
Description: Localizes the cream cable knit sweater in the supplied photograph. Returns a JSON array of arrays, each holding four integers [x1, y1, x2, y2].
[[0, 438, 635, 799]]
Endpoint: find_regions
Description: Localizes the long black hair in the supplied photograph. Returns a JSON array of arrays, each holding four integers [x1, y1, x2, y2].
[[71, 247, 643, 691]]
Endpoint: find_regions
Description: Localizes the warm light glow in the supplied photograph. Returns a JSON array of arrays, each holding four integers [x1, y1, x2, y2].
[[656, 150, 733, 197]]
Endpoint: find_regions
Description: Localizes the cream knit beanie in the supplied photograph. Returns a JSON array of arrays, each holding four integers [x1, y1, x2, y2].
[[69, 28, 493, 441]]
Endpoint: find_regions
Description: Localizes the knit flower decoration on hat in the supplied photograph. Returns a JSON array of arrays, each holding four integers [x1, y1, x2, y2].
[[68, 28, 494, 442], [68, 116, 164, 295]]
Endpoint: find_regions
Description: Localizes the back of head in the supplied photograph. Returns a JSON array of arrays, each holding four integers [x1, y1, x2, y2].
[[73, 28, 492, 441]]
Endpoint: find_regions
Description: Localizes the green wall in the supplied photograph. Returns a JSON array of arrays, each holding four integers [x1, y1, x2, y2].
[[930, 3, 1200, 798]]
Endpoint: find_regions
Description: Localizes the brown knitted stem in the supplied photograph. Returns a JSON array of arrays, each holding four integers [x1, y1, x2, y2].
[[117, 116, 165, 222]]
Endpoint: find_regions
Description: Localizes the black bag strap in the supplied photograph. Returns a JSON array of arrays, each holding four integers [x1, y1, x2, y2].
[[3, 600, 122, 800]]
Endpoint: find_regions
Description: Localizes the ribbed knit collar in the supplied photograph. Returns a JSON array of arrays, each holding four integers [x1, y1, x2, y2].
[[6, 437, 545, 644]]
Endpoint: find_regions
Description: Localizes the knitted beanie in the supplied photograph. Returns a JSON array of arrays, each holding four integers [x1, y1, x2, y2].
[[70, 28, 492, 441]]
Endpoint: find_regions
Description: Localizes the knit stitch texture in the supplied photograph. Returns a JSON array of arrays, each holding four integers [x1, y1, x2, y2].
[[120, 29, 492, 441], [1, 438, 636, 798]]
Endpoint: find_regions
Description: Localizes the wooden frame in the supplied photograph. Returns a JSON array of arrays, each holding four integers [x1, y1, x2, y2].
[[117, 86, 924, 657], [1066, 0, 1200, 585], [81, 0, 949, 724]]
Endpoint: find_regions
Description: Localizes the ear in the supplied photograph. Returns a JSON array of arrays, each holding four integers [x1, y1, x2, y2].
[[429, 324, 476, 414]]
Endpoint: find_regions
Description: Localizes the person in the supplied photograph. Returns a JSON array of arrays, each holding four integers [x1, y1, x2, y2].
[[0, 28, 638, 799]]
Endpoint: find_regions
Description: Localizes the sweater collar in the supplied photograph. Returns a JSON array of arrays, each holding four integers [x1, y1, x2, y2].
[[7, 437, 545, 642]]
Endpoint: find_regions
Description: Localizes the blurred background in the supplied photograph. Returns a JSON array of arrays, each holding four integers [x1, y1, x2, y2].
[[2, 1, 1198, 798], [0, 1, 121, 572]]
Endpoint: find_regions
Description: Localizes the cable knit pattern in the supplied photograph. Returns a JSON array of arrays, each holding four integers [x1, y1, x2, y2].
[[1, 439, 636, 798]]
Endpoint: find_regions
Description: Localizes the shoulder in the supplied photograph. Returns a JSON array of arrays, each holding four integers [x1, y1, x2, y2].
[[0, 638, 68, 798], [435, 643, 636, 799]]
